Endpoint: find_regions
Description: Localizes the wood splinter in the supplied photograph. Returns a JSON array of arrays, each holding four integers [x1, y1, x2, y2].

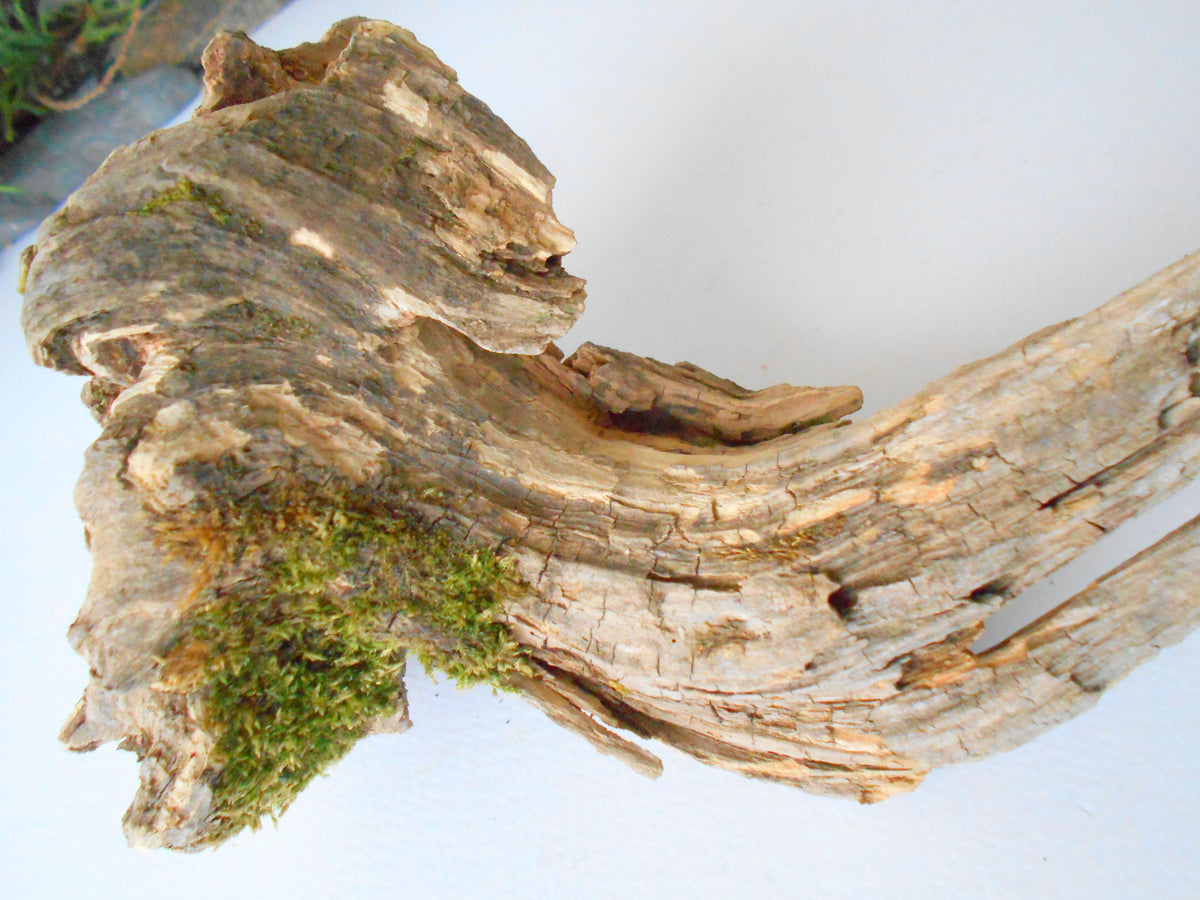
[[19, 18, 1200, 850]]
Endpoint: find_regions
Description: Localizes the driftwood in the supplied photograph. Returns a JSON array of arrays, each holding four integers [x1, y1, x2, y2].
[[19, 19, 1200, 850]]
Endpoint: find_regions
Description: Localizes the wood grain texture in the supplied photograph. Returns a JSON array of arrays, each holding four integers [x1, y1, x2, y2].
[[20, 18, 1200, 848]]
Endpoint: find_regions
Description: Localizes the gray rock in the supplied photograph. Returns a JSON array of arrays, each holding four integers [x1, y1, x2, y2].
[[0, 65, 201, 246]]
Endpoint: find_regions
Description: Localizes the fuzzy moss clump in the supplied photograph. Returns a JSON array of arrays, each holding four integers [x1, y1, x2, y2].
[[136, 178, 266, 240], [137, 179, 233, 224], [162, 477, 532, 843]]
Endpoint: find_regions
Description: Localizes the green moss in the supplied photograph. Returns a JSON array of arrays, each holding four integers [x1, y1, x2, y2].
[[17, 243, 35, 294], [136, 179, 263, 238], [163, 477, 531, 844], [395, 144, 419, 169], [201, 301, 321, 342], [139, 179, 222, 223]]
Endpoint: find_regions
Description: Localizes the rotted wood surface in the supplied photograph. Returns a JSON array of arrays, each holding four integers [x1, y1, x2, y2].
[[19, 18, 1200, 848]]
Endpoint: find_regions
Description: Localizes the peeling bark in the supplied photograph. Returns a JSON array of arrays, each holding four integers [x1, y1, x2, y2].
[[19, 19, 1200, 849]]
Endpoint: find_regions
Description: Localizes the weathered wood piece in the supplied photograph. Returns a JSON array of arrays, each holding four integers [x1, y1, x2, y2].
[[19, 19, 1200, 850]]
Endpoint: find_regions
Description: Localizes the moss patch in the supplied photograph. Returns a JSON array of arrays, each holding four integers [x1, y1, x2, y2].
[[17, 244, 35, 294], [200, 300, 321, 342], [160, 476, 531, 844], [136, 179, 263, 238]]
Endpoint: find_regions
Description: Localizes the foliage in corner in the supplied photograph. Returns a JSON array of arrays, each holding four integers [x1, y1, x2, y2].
[[0, 0, 145, 143], [159, 475, 533, 844]]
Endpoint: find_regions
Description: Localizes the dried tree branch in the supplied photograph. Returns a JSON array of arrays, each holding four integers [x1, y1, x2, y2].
[[19, 18, 1200, 849]]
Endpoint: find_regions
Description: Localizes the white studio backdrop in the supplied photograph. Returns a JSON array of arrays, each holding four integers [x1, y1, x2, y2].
[[2, 1, 1199, 897]]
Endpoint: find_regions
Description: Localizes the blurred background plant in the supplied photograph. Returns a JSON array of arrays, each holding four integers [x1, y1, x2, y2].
[[0, 0, 286, 242], [1, 0, 145, 145]]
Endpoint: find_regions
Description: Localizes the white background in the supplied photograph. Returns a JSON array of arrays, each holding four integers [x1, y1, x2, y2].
[[3, 1, 1200, 896]]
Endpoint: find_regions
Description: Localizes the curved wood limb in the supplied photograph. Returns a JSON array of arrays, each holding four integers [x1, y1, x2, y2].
[[20, 19, 1200, 848]]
